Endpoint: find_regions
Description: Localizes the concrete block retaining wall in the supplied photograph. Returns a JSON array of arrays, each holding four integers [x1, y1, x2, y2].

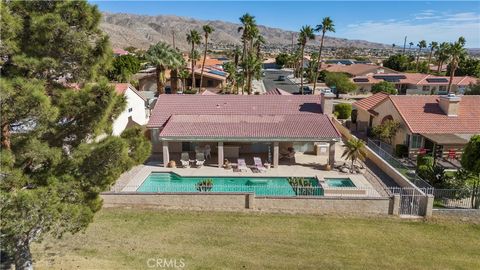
[[101, 192, 395, 215]]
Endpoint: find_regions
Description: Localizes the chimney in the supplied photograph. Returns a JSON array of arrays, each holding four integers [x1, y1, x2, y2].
[[439, 94, 461, 116], [321, 91, 335, 116]]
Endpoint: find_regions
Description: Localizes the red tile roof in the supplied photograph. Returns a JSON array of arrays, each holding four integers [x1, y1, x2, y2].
[[148, 95, 340, 140], [352, 73, 478, 86], [113, 83, 146, 101], [352, 92, 390, 111], [159, 114, 339, 139], [390, 95, 480, 134], [322, 64, 395, 76]]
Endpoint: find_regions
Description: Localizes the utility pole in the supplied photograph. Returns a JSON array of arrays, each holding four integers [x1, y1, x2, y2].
[[403, 36, 407, 55]]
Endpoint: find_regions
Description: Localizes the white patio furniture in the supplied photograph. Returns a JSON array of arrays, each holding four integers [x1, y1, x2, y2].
[[237, 158, 248, 172], [204, 145, 211, 159], [180, 152, 190, 168], [196, 153, 205, 167], [253, 157, 267, 173]]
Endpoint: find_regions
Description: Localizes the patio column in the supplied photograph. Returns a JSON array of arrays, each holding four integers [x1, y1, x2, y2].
[[273, 142, 279, 168], [328, 141, 335, 166], [162, 141, 169, 168], [218, 142, 224, 168]]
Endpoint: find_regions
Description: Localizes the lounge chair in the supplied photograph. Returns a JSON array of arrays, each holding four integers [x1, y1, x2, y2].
[[196, 153, 205, 167], [180, 152, 190, 168], [253, 157, 267, 173], [237, 158, 248, 172]]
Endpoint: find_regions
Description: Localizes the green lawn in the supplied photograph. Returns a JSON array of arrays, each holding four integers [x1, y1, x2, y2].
[[32, 208, 480, 270]]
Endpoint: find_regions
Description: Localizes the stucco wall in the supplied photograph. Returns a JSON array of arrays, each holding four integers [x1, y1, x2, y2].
[[112, 87, 148, 136], [369, 99, 409, 147], [101, 192, 395, 215]]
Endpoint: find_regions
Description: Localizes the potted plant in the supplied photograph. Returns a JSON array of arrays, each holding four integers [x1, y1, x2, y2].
[[196, 179, 214, 192], [223, 159, 232, 169]]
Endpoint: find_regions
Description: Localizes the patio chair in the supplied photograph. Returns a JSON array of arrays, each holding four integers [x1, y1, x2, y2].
[[253, 157, 267, 173], [180, 152, 190, 168], [196, 153, 205, 167], [237, 158, 248, 172]]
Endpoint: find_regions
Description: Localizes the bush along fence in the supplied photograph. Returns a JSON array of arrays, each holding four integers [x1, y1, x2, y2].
[[433, 187, 480, 209]]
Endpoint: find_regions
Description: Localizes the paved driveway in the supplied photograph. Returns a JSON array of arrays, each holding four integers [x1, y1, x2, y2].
[[262, 69, 300, 93]]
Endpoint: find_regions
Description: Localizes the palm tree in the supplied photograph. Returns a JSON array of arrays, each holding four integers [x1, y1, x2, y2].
[[446, 37, 466, 94], [427, 41, 438, 70], [145, 42, 184, 95], [186, 30, 201, 92], [178, 68, 190, 92], [254, 35, 266, 59], [238, 13, 257, 61], [435, 42, 450, 74], [342, 138, 367, 173], [241, 52, 262, 95], [313, 17, 335, 93], [408, 41, 414, 51], [199, 25, 215, 92], [223, 62, 237, 94], [392, 43, 396, 52], [416, 40, 427, 70], [298, 25, 315, 94]]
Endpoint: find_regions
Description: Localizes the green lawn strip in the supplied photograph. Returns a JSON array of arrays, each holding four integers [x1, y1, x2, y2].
[[32, 208, 480, 269]]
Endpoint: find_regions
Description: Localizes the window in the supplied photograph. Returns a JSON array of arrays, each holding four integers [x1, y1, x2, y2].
[[422, 85, 429, 92], [410, 134, 423, 149], [439, 85, 447, 92], [128, 108, 133, 113]]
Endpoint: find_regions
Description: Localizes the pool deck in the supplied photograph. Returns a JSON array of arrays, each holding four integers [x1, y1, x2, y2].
[[113, 155, 380, 197]]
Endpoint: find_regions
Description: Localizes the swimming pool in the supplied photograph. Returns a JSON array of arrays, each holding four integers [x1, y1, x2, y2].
[[324, 178, 356, 188], [137, 172, 322, 196]]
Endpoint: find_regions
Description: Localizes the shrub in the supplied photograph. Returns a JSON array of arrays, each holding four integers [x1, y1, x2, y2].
[[417, 155, 434, 168], [371, 81, 397, 94], [334, 103, 352, 119], [196, 179, 213, 192], [395, 144, 408, 158]]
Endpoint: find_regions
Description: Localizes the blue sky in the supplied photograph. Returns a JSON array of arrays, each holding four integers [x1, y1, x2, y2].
[[91, 1, 480, 47]]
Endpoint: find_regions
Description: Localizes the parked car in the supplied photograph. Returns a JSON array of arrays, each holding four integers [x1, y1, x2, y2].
[[277, 75, 286, 81], [300, 86, 313, 95]]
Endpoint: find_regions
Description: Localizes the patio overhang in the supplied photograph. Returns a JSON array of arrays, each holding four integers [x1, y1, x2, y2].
[[158, 136, 341, 143], [421, 133, 470, 145]]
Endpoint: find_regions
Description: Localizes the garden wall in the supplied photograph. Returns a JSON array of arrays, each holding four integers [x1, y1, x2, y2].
[[101, 192, 395, 215]]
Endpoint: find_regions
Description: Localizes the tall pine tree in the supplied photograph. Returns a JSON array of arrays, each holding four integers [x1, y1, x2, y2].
[[0, 1, 150, 269]]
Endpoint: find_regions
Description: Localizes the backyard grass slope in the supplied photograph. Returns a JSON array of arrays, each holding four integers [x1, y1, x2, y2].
[[32, 209, 480, 269]]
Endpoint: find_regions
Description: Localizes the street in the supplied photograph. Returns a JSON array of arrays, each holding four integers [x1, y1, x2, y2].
[[262, 69, 300, 93]]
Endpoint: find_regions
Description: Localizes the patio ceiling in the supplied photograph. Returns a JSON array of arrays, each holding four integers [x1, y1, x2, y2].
[[421, 133, 469, 145]]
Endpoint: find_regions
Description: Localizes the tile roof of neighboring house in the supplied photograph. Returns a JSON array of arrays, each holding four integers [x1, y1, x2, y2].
[[114, 83, 146, 101], [352, 92, 390, 111], [322, 64, 395, 77], [265, 88, 293, 95], [187, 68, 227, 81], [159, 114, 339, 140], [390, 95, 480, 134], [195, 57, 223, 68], [113, 48, 129, 55], [352, 73, 478, 86], [148, 95, 340, 140]]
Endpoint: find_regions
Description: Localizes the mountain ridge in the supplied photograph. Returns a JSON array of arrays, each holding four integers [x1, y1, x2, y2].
[[100, 12, 390, 51]]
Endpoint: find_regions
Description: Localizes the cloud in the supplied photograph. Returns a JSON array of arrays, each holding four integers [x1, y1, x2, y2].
[[341, 11, 480, 47]]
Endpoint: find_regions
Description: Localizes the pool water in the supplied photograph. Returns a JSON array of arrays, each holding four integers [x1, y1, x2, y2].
[[325, 178, 356, 188], [138, 172, 322, 196]]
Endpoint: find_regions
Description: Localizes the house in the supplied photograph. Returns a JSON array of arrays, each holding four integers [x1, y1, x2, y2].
[[352, 73, 478, 94], [112, 83, 149, 136], [353, 93, 480, 159], [184, 67, 227, 90], [146, 93, 340, 168], [321, 64, 396, 77]]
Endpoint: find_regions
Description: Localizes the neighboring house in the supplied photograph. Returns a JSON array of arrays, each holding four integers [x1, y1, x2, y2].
[[321, 64, 396, 77], [324, 59, 373, 65], [353, 93, 480, 159], [184, 67, 227, 90], [352, 73, 478, 95], [112, 83, 149, 136], [146, 93, 339, 168]]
